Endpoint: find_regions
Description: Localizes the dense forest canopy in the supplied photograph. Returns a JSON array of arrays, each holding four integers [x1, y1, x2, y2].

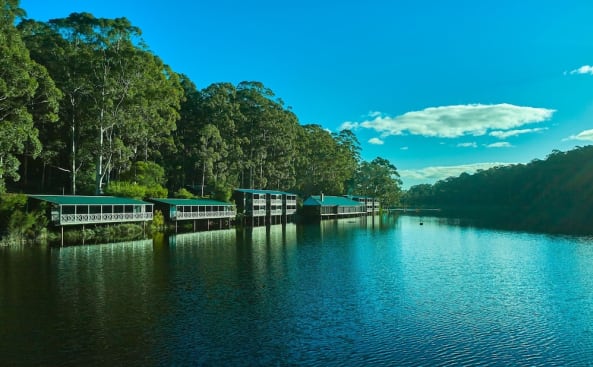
[[0, 1, 402, 206], [403, 145, 593, 233]]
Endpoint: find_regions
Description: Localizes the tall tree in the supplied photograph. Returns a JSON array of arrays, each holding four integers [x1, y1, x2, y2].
[[0, 0, 60, 193], [23, 13, 182, 194], [235, 81, 300, 190], [354, 157, 402, 207]]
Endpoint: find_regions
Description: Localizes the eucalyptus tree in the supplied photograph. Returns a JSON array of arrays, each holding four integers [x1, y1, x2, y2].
[[236, 81, 299, 190], [333, 129, 361, 193], [196, 124, 225, 196], [23, 12, 182, 194], [297, 124, 345, 195], [198, 82, 245, 190], [0, 0, 60, 193], [354, 157, 402, 207], [18, 18, 92, 194]]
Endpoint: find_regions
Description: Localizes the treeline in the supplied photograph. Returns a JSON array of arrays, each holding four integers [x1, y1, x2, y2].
[[1, 1, 402, 208], [404, 145, 593, 234]]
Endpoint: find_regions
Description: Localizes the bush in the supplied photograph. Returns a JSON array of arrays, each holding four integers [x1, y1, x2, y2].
[[145, 184, 168, 199], [0, 193, 48, 244], [150, 210, 165, 233], [106, 181, 168, 200], [174, 188, 195, 199], [213, 182, 233, 202], [105, 181, 146, 199]]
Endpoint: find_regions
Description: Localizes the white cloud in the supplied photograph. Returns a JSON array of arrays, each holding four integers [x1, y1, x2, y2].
[[457, 142, 477, 148], [566, 129, 593, 142], [348, 103, 554, 138], [368, 137, 384, 145], [489, 127, 547, 139], [400, 162, 512, 182], [486, 142, 512, 148], [339, 121, 359, 131], [569, 65, 593, 75]]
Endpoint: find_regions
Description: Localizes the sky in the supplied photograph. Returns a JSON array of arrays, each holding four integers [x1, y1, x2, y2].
[[19, 0, 593, 188]]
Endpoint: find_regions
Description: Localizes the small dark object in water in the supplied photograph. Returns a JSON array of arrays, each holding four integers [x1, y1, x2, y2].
[[419, 222, 424, 225]]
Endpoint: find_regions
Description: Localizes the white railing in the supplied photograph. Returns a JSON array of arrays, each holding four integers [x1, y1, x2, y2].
[[60, 212, 153, 225], [270, 199, 282, 205], [176, 211, 236, 220], [249, 209, 267, 216], [269, 210, 283, 216]]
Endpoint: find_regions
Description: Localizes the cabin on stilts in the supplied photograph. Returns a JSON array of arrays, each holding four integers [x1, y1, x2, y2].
[[302, 194, 366, 220], [233, 189, 297, 226], [149, 198, 236, 232], [28, 195, 153, 245], [345, 195, 381, 214]]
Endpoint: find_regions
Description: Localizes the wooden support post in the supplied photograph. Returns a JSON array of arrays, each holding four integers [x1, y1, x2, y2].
[[61, 226, 64, 247]]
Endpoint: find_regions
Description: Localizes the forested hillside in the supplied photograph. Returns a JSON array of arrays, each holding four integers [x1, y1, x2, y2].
[[0, 1, 402, 207], [404, 146, 593, 233]]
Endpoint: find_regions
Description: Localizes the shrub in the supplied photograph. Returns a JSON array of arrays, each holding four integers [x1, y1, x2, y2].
[[105, 181, 146, 199], [174, 188, 195, 199], [150, 210, 165, 233]]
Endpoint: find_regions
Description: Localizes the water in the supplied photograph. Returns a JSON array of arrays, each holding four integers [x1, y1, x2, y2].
[[2, 215, 593, 366]]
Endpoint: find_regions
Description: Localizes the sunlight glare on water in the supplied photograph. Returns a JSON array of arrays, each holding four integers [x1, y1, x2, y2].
[[2, 216, 593, 366]]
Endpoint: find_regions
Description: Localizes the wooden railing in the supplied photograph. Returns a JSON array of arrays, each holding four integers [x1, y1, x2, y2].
[[60, 212, 153, 225], [176, 211, 236, 220]]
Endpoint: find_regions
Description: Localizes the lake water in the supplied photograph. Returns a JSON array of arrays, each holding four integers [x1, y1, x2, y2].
[[2, 215, 593, 366]]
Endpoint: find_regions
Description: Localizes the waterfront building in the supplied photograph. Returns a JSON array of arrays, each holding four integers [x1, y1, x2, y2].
[[233, 189, 298, 225], [28, 195, 154, 246], [29, 195, 153, 226], [345, 195, 380, 214], [149, 198, 235, 231], [302, 194, 366, 219]]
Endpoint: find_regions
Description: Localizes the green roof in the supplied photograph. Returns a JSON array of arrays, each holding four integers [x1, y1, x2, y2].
[[29, 195, 151, 205], [150, 198, 234, 206], [235, 188, 296, 196], [303, 195, 363, 207]]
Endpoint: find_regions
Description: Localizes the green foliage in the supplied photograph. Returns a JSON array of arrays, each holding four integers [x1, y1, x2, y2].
[[174, 188, 195, 199], [104, 181, 146, 199], [145, 184, 168, 199], [403, 145, 593, 234], [150, 210, 165, 232], [0, 0, 60, 193], [213, 182, 233, 202], [0, 192, 48, 243], [353, 157, 402, 207], [105, 180, 167, 200], [122, 161, 167, 187]]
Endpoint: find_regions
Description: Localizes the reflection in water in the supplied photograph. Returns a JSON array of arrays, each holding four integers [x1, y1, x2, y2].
[[2, 217, 593, 365]]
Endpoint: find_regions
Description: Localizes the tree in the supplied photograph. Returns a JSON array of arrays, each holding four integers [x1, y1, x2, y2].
[[0, 0, 60, 193], [32, 13, 182, 194], [297, 124, 347, 195], [354, 157, 402, 207]]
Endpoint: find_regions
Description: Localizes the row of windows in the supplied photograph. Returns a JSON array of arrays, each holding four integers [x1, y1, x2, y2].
[[58, 205, 151, 215]]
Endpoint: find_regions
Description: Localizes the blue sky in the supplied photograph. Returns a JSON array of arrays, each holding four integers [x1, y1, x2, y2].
[[19, 0, 593, 188]]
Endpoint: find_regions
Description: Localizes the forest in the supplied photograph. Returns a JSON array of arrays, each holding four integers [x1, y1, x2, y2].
[[403, 145, 593, 234], [0, 1, 402, 206]]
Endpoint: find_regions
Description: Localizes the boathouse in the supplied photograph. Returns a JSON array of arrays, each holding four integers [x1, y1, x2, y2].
[[149, 198, 236, 231], [233, 189, 298, 225], [345, 195, 380, 214], [29, 195, 153, 226], [302, 194, 366, 219]]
